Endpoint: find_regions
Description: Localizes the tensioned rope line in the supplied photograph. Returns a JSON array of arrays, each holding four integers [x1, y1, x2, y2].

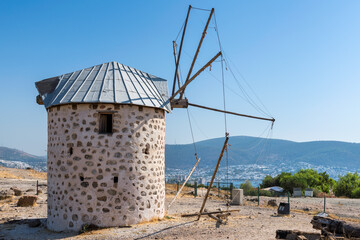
[[175, 19, 185, 42], [222, 52, 273, 118], [222, 51, 273, 118], [180, 47, 273, 120], [214, 12, 231, 202], [191, 6, 212, 12], [176, 51, 198, 158]]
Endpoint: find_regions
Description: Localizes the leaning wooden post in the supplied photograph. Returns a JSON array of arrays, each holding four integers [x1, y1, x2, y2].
[[198, 134, 229, 220], [167, 157, 201, 210]]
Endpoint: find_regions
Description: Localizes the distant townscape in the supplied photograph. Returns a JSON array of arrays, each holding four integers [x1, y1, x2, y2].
[[1, 135, 360, 186]]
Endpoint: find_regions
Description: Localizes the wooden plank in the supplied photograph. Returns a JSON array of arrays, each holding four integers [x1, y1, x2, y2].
[[167, 157, 201, 210], [311, 216, 360, 238], [208, 213, 224, 224], [181, 209, 240, 218]]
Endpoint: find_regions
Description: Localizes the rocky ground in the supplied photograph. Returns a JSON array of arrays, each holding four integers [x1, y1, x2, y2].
[[1, 166, 360, 240]]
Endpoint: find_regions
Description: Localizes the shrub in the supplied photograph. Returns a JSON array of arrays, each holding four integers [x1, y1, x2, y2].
[[312, 188, 322, 197], [334, 172, 360, 197], [352, 187, 360, 198], [240, 180, 257, 196]]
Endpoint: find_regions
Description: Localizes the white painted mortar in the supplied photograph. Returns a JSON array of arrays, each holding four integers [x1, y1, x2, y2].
[[46, 103, 166, 231]]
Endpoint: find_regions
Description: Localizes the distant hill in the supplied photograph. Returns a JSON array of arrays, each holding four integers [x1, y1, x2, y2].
[[1, 136, 360, 173], [165, 136, 360, 169], [0, 147, 46, 171]]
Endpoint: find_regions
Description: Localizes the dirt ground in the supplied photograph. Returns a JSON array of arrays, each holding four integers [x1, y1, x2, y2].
[[1, 167, 359, 240]]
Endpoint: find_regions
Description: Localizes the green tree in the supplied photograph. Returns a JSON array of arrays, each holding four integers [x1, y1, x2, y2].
[[334, 172, 360, 197], [260, 175, 275, 188], [260, 169, 336, 194], [240, 180, 256, 196]]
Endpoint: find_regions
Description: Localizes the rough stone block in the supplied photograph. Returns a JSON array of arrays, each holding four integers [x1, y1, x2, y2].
[[231, 189, 243, 205], [17, 196, 38, 207]]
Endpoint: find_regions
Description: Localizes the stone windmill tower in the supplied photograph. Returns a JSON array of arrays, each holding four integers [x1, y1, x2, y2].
[[35, 61, 170, 231]]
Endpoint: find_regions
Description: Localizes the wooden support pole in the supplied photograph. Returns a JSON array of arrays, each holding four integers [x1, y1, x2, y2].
[[197, 134, 229, 220], [180, 8, 214, 99], [167, 157, 201, 210], [172, 41, 182, 90], [170, 52, 222, 102], [172, 5, 191, 97], [188, 102, 275, 122]]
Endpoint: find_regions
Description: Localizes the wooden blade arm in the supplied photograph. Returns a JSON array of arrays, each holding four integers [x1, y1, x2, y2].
[[183, 8, 214, 91], [172, 5, 192, 96], [169, 51, 222, 102], [188, 102, 275, 122]]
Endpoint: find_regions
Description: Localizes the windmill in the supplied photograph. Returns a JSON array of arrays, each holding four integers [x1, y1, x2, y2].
[[167, 5, 275, 220]]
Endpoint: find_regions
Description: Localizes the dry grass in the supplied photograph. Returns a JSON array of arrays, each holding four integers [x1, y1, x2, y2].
[[0, 170, 22, 179], [0, 167, 46, 180], [26, 169, 47, 180]]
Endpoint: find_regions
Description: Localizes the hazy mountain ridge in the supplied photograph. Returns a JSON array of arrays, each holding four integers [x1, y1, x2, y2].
[[0, 147, 46, 171], [1, 136, 360, 174], [165, 136, 360, 169]]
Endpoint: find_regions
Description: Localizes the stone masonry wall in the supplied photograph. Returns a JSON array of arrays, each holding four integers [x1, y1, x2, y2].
[[46, 103, 166, 231]]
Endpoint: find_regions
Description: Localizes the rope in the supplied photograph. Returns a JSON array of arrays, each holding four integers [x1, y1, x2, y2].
[[175, 19, 185, 42], [186, 108, 198, 156], [191, 6, 212, 12], [223, 53, 273, 118], [222, 52, 273, 118], [176, 46, 198, 160], [214, 12, 231, 205]]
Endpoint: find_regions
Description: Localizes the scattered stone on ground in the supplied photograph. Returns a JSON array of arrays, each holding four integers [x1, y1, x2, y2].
[[17, 196, 38, 207], [0, 189, 13, 200], [11, 187, 22, 196], [268, 199, 278, 207]]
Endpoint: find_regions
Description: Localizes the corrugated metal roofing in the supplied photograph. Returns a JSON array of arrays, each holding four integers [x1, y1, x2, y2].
[[35, 61, 170, 112]]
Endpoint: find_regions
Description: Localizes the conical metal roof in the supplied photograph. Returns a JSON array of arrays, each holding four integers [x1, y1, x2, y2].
[[35, 61, 170, 112]]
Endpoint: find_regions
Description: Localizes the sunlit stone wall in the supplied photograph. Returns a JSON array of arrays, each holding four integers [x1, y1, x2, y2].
[[46, 103, 166, 231]]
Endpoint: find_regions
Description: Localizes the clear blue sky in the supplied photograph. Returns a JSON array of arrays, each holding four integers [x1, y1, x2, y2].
[[1, 0, 360, 156]]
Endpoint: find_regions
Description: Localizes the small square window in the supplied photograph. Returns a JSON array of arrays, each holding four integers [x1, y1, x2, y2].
[[99, 113, 113, 134]]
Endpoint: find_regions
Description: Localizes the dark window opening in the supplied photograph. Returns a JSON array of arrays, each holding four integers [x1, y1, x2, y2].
[[114, 177, 118, 183], [144, 143, 150, 155], [69, 147, 73, 156], [99, 113, 113, 134], [79, 176, 84, 181]]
